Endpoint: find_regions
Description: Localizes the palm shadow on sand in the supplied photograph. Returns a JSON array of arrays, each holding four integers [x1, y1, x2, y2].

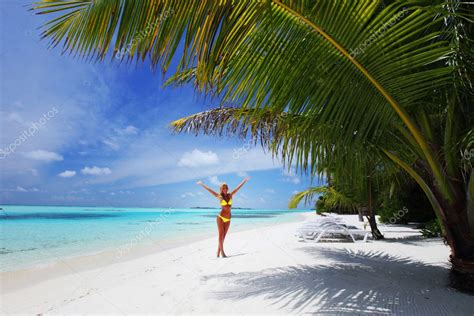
[[201, 247, 474, 315]]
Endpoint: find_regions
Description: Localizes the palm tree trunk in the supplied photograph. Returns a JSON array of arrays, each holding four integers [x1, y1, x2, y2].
[[442, 202, 474, 294], [366, 214, 384, 240], [367, 175, 384, 240], [449, 236, 474, 294], [427, 178, 474, 294]]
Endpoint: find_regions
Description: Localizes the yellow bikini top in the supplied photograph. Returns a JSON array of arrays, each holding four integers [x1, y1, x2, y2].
[[220, 198, 232, 206]]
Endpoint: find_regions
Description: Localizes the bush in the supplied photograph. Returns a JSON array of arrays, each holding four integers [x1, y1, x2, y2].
[[379, 181, 436, 224], [315, 197, 327, 213], [379, 196, 408, 224], [420, 219, 442, 238]]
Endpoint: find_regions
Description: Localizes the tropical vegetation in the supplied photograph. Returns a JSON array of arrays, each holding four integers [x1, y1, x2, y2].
[[32, 0, 473, 292]]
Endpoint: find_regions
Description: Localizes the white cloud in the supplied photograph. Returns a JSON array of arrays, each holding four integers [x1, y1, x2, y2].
[[102, 139, 120, 150], [24, 150, 63, 162], [265, 188, 275, 194], [116, 125, 139, 135], [13, 186, 39, 192], [282, 169, 301, 184], [81, 166, 112, 176], [292, 190, 300, 195], [181, 192, 196, 198], [87, 145, 281, 190], [236, 171, 248, 177], [208, 175, 222, 186], [178, 149, 219, 168], [58, 170, 76, 178], [16, 186, 27, 192], [290, 177, 300, 184]]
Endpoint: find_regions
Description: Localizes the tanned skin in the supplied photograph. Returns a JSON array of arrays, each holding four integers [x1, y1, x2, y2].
[[197, 177, 250, 257]]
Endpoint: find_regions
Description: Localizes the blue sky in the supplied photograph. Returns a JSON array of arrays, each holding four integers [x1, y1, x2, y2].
[[0, 1, 323, 209]]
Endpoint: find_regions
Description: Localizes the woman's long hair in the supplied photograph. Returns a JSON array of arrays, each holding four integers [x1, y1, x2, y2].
[[220, 183, 231, 202]]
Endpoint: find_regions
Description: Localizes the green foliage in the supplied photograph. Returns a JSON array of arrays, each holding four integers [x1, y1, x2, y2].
[[420, 219, 442, 238], [315, 197, 327, 213], [379, 197, 407, 224], [32, 0, 473, 260], [379, 181, 437, 224], [289, 186, 358, 213]]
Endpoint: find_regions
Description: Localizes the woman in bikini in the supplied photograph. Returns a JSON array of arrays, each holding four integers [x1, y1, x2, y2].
[[196, 177, 250, 257]]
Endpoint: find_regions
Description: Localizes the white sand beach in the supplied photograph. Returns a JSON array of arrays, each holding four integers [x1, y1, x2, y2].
[[1, 213, 474, 315]]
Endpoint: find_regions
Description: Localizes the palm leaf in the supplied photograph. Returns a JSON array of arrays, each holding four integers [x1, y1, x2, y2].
[[288, 186, 358, 210], [32, 0, 471, 217]]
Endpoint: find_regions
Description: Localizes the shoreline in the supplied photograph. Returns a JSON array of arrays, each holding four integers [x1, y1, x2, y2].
[[3, 212, 473, 315], [1, 211, 309, 293]]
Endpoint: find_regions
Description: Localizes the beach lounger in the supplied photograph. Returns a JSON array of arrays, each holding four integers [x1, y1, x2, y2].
[[295, 220, 370, 243]]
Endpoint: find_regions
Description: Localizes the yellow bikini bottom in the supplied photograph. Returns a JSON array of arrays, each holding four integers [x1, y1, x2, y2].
[[218, 214, 231, 223]]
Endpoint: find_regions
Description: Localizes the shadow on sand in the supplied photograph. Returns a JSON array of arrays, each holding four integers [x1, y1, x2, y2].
[[201, 247, 474, 315]]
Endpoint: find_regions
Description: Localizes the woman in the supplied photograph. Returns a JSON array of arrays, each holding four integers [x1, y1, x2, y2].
[[196, 177, 250, 257]]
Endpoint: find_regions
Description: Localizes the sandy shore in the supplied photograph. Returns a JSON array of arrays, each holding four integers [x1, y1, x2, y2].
[[1, 213, 473, 315]]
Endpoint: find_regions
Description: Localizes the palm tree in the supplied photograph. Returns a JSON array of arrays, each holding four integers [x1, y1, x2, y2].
[[288, 186, 358, 212], [32, 0, 473, 291], [288, 185, 386, 239], [170, 107, 407, 239]]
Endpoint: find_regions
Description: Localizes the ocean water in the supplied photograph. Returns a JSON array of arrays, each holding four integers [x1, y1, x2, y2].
[[0, 205, 310, 272]]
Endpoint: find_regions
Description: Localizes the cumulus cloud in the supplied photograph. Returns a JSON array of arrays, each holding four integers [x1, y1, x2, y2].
[[24, 150, 63, 162], [81, 166, 112, 176], [58, 170, 76, 178], [178, 149, 219, 168]]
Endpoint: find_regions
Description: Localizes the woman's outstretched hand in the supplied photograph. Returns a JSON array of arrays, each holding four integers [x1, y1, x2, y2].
[[196, 180, 203, 185]]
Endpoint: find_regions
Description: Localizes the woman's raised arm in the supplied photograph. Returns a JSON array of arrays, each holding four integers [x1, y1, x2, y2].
[[196, 180, 220, 198], [230, 176, 250, 196]]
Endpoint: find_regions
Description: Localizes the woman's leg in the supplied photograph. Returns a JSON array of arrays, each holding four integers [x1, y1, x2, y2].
[[221, 221, 230, 257], [223, 221, 231, 240], [216, 217, 225, 257]]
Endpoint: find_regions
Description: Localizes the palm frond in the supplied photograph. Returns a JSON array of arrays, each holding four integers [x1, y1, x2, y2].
[[288, 186, 358, 210]]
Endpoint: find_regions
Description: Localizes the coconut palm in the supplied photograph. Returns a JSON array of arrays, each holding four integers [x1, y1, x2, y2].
[[288, 185, 387, 238], [32, 0, 473, 291], [288, 186, 357, 211], [170, 106, 410, 239]]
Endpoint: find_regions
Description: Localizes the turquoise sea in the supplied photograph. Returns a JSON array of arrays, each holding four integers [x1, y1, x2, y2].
[[0, 205, 310, 272]]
